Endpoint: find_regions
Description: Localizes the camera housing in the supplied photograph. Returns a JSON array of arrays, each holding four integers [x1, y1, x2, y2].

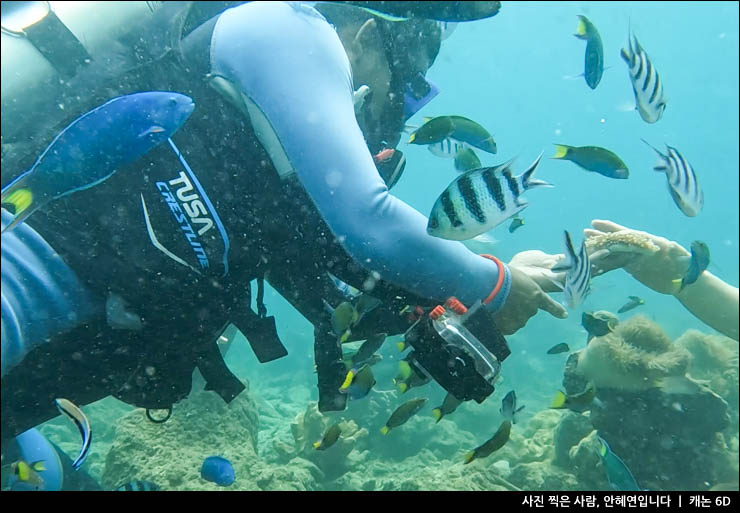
[[403, 300, 510, 403]]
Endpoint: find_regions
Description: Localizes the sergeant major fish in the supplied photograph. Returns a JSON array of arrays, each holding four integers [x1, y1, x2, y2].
[[574, 15, 605, 89], [1, 92, 195, 233], [642, 140, 703, 217], [553, 230, 591, 309], [621, 28, 666, 123], [427, 153, 551, 241]]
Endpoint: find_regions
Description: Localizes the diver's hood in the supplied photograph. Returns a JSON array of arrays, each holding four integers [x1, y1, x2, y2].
[[1, 1, 244, 149]]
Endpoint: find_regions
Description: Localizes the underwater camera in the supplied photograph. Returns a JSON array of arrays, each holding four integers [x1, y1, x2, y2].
[[404, 298, 510, 403]]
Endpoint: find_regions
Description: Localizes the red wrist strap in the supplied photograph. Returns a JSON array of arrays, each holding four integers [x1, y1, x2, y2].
[[480, 254, 505, 306]]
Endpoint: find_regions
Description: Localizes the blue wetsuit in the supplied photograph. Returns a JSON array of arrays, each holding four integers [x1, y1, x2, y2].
[[1, 1, 510, 383]]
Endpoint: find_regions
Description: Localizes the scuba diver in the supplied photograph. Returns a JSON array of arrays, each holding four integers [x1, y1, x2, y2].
[[1, 1, 566, 490]]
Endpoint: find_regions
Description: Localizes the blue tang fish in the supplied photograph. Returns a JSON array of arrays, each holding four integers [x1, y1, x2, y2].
[[201, 456, 235, 486], [1, 91, 195, 233]]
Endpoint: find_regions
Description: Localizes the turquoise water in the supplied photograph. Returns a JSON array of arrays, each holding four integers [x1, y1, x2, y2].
[[15, 1, 740, 491]]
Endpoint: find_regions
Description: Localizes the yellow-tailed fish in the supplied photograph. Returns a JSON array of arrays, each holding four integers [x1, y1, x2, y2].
[[574, 15, 604, 90], [339, 364, 376, 400], [55, 398, 91, 470], [313, 423, 342, 450], [380, 398, 428, 435], [432, 392, 462, 423], [672, 241, 709, 292], [463, 420, 512, 464], [9, 460, 46, 489], [617, 296, 645, 314], [550, 383, 598, 412], [409, 115, 497, 154]]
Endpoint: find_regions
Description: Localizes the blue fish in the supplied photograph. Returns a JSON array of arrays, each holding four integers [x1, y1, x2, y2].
[[200, 456, 235, 486], [54, 398, 91, 470], [674, 241, 710, 292], [597, 436, 641, 491], [1, 91, 195, 233]]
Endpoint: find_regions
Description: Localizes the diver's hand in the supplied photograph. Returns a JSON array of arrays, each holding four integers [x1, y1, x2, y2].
[[508, 250, 566, 293], [584, 219, 691, 295], [493, 266, 568, 335]]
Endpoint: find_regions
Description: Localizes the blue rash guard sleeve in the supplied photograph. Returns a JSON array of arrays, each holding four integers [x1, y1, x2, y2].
[[1, 210, 98, 377], [210, 1, 511, 310]]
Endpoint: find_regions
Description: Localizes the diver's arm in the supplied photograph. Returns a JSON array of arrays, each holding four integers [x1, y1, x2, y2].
[[0, 211, 98, 377], [210, 1, 509, 309], [675, 272, 739, 341]]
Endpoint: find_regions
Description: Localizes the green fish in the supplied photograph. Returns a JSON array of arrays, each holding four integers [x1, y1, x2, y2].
[[339, 363, 376, 400], [597, 436, 641, 491], [454, 147, 482, 172], [546, 343, 570, 355], [673, 241, 709, 292], [409, 116, 497, 154], [432, 392, 462, 423], [380, 398, 428, 435], [582, 311, 618, 343], [393, 360, 430, 393], [617, 296, 645, 314], [323, 300, 358, 343], [552, 144, 629, 179], [574, 15, 604, 89], [508, 216, 525, 233], [550, 383, 598, 412], [463, 420, 512, 464], [313, 423, 342, 450]]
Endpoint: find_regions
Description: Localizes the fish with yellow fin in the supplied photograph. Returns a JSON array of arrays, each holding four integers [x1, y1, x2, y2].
[[550, 383, 600, 412], [380, 398, 428, 435], [463, 420, 511, 464], [313, 423, 342, 450], [432, 392, 462, 423]]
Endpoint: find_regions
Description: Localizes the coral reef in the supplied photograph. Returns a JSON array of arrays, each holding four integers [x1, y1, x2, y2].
[[100, 381, 278, 491], [585, 232, 659, 256], [563, 317, 734, 490], [576, 315, 691, 390], [553, 412, 594, 468]]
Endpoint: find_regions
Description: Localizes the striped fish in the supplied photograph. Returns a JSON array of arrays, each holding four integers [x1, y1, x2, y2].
[[427, 137, 470, 159], [54, 398, 92, 470], [558, 230, 591, 309], [621, 28, 666, 123], [427, 153, 551, 241], [642, 140, 703, 217]]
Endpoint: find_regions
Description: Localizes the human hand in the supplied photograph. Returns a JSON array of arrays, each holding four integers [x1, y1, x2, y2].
[[508, 250, 567, 293], [584, 219, 691, 295], [493, 266, 568, 335]]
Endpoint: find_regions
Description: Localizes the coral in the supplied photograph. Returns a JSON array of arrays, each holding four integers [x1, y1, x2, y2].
[[100, 381, 271, 491], [674, 330, 739, 411], [568, 431, 607, 490], [289, 402, 368, 481], [553, 412, 594, 468], [576, 316, 690, 391], [585, 232, 659, 256]]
